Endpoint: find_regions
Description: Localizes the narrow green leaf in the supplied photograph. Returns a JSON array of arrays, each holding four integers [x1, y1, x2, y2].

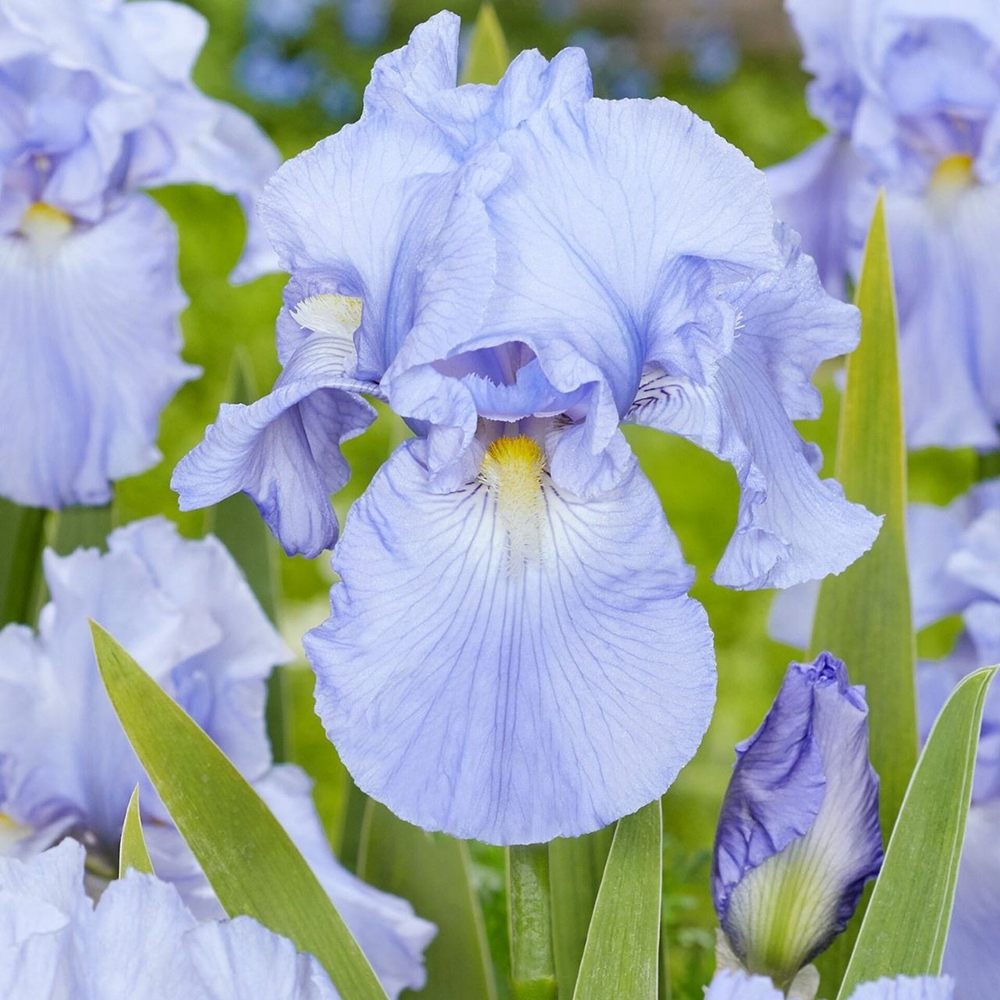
[[205, 350, 287, 759], [358, 801, 497, 1000], [812, 194, 917, 831], [550, 827, 614, 996], [338, 774, 369, 873], [460, 4, 511, 85], [51, 503, 114, 555], [0, 499, 47, 626], [91, 621, 388, 1000], [837, 666, 997, 997], [119, 786, 154, 876], [508, 843, 557, 1000], [573, 801, 662, 1000], [812, 195, 917, 987]]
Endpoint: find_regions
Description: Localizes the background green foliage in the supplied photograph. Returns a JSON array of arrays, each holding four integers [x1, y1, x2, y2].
[[112, 3, 980, 995]]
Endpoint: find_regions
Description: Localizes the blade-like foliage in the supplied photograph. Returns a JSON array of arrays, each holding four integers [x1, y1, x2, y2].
[[837, 666, 997, 997], [91, 621, 388, 999], [460, 3, 510, 85], [573, 801, 662, 1000], [812, 194, 917, 832], [550, 828, 614, 996], [119, 785, 154, 876], [812, 195, 918, 987], [358, 801, 497, 1000]]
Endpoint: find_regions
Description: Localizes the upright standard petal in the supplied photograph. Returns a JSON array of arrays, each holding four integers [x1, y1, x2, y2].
[[0, 195, 195, 507], [713, 654, 882, 987], [362, 9, 592, 158], [308, 441, 715, 844]]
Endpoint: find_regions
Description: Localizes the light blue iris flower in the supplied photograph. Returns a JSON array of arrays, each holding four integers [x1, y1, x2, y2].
[[0, 0, 281, 509], [175, 12, 879, 845], [0, 518, 434, 999], [705, 969, 954, 1000], [770, 480, 1000, 1000], [0, 840, 339, 999], [712, 654, 883, 989], [769, 0, 1000, 449]]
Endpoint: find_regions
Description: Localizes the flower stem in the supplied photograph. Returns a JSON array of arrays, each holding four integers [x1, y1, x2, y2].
[[977, 442, 1000, 483], [0, 498, 48, 627], [507, 843, 558, 1000]]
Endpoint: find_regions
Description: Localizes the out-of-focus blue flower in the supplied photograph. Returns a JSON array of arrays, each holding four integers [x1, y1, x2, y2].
[[176, 12, 879, 846], [0, 839, 338, 999], [319, 75, 361, 121], [769, 480, 1000, 1000], [236, 39, 320, 106], [248, 0, 323, 40], [338, 0, 391, 47], [0, 0, 281, 510], [705, 969, 954, 1000], [0, 517, 434, 998], [713, 654, 882, 987], [540, 0, 577, 24], [769, 0, 1000, 449]]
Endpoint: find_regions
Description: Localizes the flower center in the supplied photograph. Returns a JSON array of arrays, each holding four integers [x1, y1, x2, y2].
[[930, 153, 975, 193], [19, 202, 72, 252], [479, 435, 546, 568]]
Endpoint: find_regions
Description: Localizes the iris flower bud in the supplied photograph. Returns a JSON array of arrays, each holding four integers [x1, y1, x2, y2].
[[712, 653, 883, 989]]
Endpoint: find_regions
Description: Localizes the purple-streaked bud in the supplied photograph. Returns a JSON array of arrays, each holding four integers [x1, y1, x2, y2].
[[712, 653, 883, 988]]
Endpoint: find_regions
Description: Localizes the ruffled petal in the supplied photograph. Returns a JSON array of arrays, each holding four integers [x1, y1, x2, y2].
[[148, 99, 282, 283], [187, 915, 337, 999], [766, 136, 864, 298], [308, 441, 715, 844], [633, 230, 879, 590], [0, 840, 87, 998], [704, 971, 783, 1000], [0, 518, 283, 847], [90, 871, 200, 1000], [0, 194, 195, 508], [848, 976, 955, 1000], [254, 766, 434, 998], [258, 113, 496, 381], [484, 97, 777, 396], [362, 11, 591, 157], [173, 332, 378, 558]]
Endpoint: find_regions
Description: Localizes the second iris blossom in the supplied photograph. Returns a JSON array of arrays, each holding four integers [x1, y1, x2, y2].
[[175, 12, 881, 845]]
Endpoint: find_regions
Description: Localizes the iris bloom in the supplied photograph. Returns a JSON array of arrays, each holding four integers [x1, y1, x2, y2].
[[770, 480, 1000, 1000], [0, 840, 338, 999], [706, 970, 953, 1000], [0, 518, 433, 998], [0, 0, 280, 509], [175, 13, 879, 845], [769, 0, 1000, 449], [713, 654, 883, 989]]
